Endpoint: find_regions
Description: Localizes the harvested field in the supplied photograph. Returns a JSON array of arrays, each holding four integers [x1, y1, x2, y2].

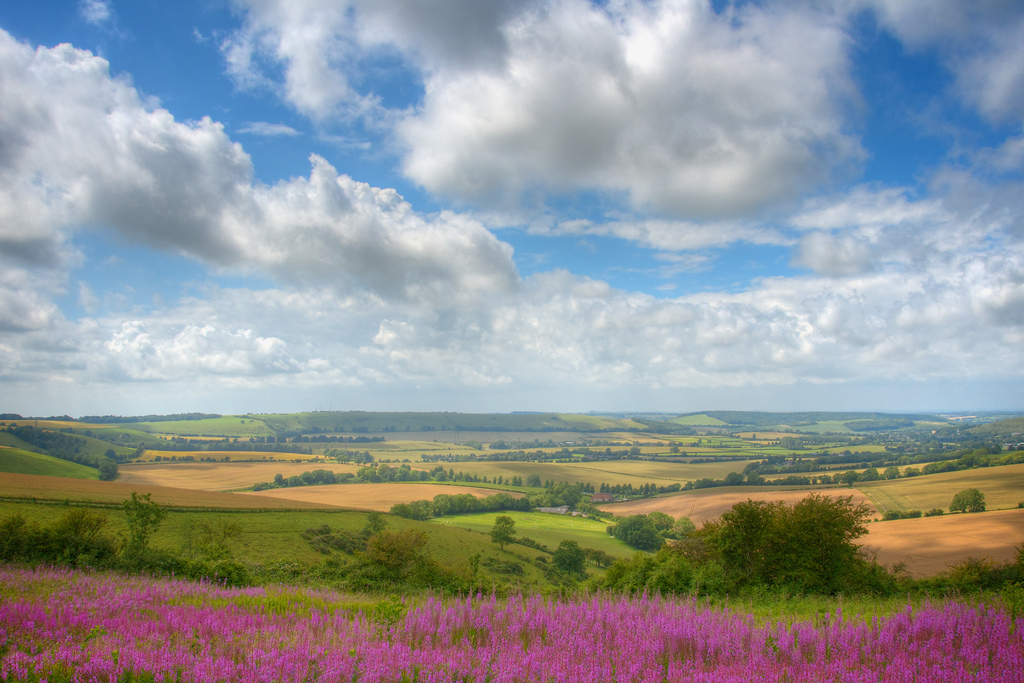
[[858, 508, 1024, 576], [858, 463, 1024, 513], [0, 472, 336, 509], [597, 487, 879, 524], [118, 461, 364, 491], [243, 483, 523, 511]]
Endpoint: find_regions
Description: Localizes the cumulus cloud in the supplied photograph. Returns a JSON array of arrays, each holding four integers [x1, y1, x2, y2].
[[224, 0, 863, 218], [399, 0, 862, 217], [0, 29, 518, 309]]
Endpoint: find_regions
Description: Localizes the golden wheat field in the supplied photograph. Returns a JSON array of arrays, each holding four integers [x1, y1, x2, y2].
[[857, 463, 1024, 513], [597, 487, 880, 523], [0, 472, 335, 509], [858, 508, 1024, 576], [243, 482, 522, 511], [118, 461, 364, 491]]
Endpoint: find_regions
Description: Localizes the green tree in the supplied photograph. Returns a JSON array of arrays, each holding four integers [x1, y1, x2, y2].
[[611, 515, 662, 551], [950, 488, 986, 513], [647, 511, 675, 532], [98, 457, 119, 481], [553, 540, 587, 577], [715, 494, 870, 593], [490, 515, 516, 551], [121, 492, 166, 559]]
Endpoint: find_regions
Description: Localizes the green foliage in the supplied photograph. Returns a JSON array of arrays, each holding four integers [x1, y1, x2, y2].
[[950, 488, 986, 513], [122, 493, 166, 560], [609, 514, 662, 551], [603, 494, 874, 596], [179, 518, 243, 561], [490, 515, 516, 551], [552, 540, 586, 577], [881, 509, 922, 520]]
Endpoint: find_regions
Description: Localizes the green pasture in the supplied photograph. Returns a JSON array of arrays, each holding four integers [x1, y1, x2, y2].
[[429, 510, 634, 559], [0, 448, 98, 479], [857, 463, 1024, 513], [130, 416, 274, 438]]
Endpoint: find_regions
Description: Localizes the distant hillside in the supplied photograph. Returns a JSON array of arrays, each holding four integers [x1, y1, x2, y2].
[[0, 448, 99, 479], [257, 411, 644, 435], [678, 411, 944, 429], [99, 411, 648, 438], [971, 417, 1024, 437]]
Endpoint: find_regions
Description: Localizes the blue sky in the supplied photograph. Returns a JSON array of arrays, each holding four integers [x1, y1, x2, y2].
[[1, 0, 1022, 417]]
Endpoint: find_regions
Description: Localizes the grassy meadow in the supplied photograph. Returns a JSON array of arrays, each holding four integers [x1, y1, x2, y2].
[[429, 510, 634, 559], [0, 448, 98, 479]]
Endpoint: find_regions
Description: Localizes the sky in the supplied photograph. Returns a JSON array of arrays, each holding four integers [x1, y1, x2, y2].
[[0, 0, 1022, 418]]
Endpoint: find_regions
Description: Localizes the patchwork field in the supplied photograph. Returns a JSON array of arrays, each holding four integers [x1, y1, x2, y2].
[[858, 508, 1024, 576], [243, 482, 523, 511], [597, 486, 880, 523], [0, 472, 336, 509], [119, 460, 365, 491], [857, 463, 1024, 513]]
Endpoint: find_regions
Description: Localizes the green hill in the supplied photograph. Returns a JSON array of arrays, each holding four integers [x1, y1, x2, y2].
[[970, 417, 1024, 437], [0, 448, 98, 479]]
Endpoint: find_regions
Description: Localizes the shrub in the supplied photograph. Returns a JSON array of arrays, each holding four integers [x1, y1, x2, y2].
[[924, 508, 945, 517]]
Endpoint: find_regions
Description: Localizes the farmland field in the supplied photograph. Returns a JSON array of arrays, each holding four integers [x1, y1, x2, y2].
[[430, 510, 634, 558], [597, 486, 880, 523], [859, 508, 1024, 576], [243, 482, 523, 511], [119, 460, 364, 491], [857, 463, 1024, 513], [0, 447, 98, 479]]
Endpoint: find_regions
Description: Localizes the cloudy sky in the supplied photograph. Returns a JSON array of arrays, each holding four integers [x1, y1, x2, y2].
[[1, 0, 1022, 417]]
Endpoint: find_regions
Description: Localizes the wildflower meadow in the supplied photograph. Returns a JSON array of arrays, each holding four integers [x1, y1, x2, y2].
[[1, 566, 1022, 683]]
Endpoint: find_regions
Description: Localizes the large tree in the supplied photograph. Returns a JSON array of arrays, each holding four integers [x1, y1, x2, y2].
[[950, 488, 986, 513]]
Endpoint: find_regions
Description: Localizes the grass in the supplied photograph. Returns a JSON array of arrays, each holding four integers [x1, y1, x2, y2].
[[0, 448, 99, 479], [429, 510, 635, 558]]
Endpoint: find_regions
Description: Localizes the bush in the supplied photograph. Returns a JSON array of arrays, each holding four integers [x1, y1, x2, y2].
[[924, 508, 945, 517], [881, 510, 922, 521]]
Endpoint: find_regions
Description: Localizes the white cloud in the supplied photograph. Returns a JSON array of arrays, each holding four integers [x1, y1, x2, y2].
[[237, 121, 300, 137], [548, 217, 789, 251], [79, 0, 112, 27], [0, 29, 518, 309], [224, 0, 863, 218], [399, 0, 862, 217]]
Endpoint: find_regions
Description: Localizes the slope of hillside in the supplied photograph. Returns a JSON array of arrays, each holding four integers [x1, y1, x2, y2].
[[0, 448, 98, 479]]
